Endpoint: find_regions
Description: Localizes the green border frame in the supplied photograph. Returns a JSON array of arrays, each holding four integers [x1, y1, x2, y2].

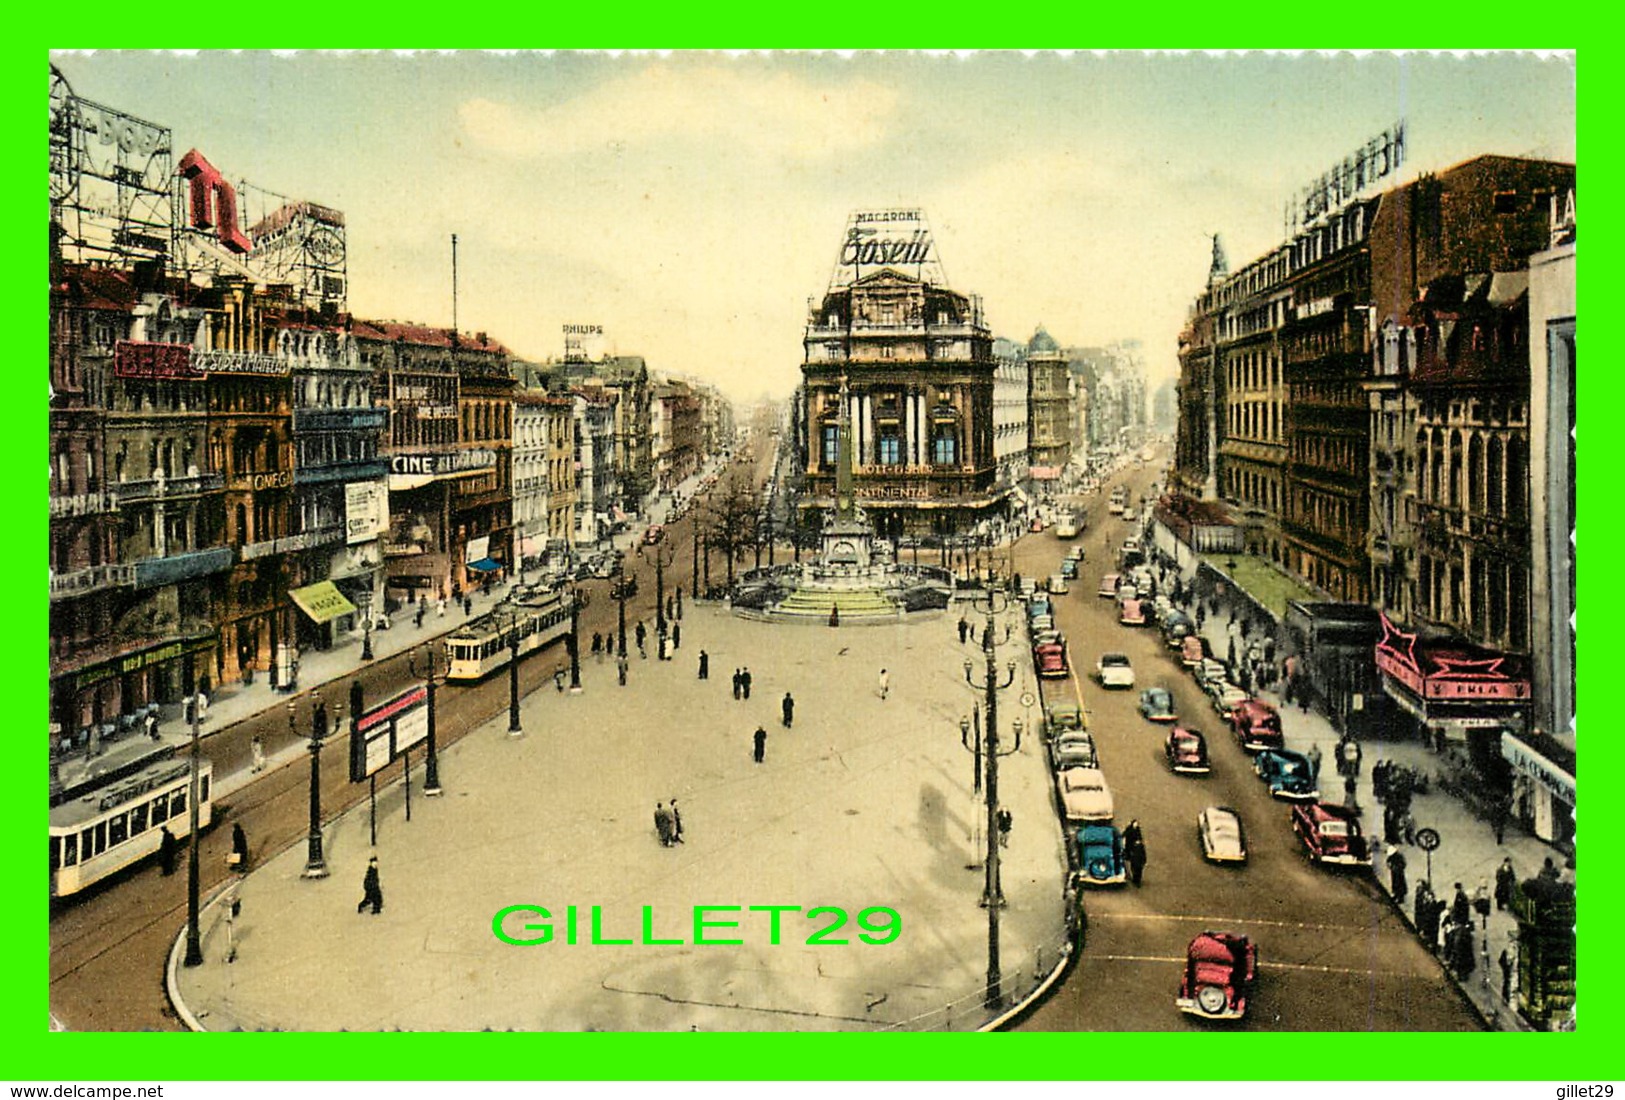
[[12, 32, 1612, 1083]]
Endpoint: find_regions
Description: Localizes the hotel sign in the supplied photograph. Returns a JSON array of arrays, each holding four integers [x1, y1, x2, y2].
[[1285, 121, 1406, 233]]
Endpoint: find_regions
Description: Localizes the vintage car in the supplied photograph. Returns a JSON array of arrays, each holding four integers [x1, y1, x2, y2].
[[1051, 735, 1100, 771], [1116, 581, 1140, 602], [1198, 806, 1247, 863], [1031, 628, 1064, 648], [1044, 701, 1086, 736], [1047, 574, 1070, 595], [1119, 598, 1147, 627], [1098, 573, 1122, 598], [1193, 657, 1229, 685], [1074, 823, 1127, 886], [1121, 537, 1141, 556], [1057, 767, 1114, 822], [1207, 681, 1251, 718], [1096, 652, 1135, 689], [643, 524, 665, 545], [1162, 612, 1194, 647], [1229, 698, 1285, 752], [1030, 516, 1046, 532], [1176, 931, 1258, 1020], [609, 573, 639, 599], [1018, 576, 1039, 597], [1253, 748, 1318, 800], [1291, 800, 1370, 867], [1151, 594, 1174, 622], [1138, 686, 1177, 722], [1034, 642, 1070, 680], [1067, 544, 1087, 562], [1027, 593, 1052, 616], [1165, 727, 1211, 775], [1029, 614, 1055, 634], [1059, 557, 1079, 579], [1181, 634, 1213, 668], [1122, 506, 1138, 522]]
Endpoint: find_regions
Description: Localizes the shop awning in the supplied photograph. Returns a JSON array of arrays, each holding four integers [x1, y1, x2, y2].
[[467, 557, 503, 573], [289, 580, 357, 624]]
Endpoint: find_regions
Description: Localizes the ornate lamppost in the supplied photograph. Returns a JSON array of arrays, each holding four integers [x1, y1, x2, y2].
[[182, 654, 205, 967], [301, 691, 329, 878], [961, 587, 1022, 1011], [639, 540, 678, 660], [503, 609, 523, 737], [567, 585, 585, 692]]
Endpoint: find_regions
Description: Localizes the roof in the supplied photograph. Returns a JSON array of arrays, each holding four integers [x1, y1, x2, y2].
[[349, 318, 510, 355], [1028, 327, 1060, 353]]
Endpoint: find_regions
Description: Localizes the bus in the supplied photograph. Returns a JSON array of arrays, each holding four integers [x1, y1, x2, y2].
[[50, 749, 214, 899], [444, 584, 575, 681]]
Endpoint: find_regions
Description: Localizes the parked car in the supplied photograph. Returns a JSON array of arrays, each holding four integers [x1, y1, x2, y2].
[[1138, 686, 1177, 722], [1029, 613, 1055, 634], [1176, 931, 1258, 1020], [610, 574, 639, 599], [1291, 801, 1370, 867], [1119, 598, 1147, 626], [1162, 613, 1194, 647], [1097, 573, 1122, 598], [1059, 558, 1079, 579], [1116, 581, 1139, 602], [1193, 657, 1229, 685], [1121, 537, 1141, 556], [1096, 652, 1135, 689], [1122, 507, 1138, 522], [1031, 628, 1064, 648], [1067, 545, 1087, 562], [1198, 806, 1248, 863], [1034, 642, 1070, 679], [1254, 748, 1319, 800], [1165, 727, 1211, 775], [1151, 595, 1174, 622], [1044, 701, 1086, 736], [1018, 577, 1038, 597], [1057, 767, 1114, 822], [643, 524, 665, 545], [1030, 516, 1045, 532], [1181, 634, 1213, 668], [1027, 596, 1052, 620], [1207, 682, 1250, 718], [1074, 823, 1127, 886], [1047, 574, 1070, 595], [1051, 735, 1100, 770], [1229, 698, 1285, 752]]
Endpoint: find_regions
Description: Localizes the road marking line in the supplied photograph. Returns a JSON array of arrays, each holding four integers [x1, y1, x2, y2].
[[1091, 911, 1392, 933], [1087, 953, 1426, 979]]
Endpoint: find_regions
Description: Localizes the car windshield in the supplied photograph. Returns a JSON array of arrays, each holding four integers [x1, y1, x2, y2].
[[1102, 655, 1129, 667], [1318, 820, 1349, 837], [1064, 772, 1104, 791]]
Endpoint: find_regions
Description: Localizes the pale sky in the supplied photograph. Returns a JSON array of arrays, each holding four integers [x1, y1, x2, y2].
[[52, 51, 1575, 403]]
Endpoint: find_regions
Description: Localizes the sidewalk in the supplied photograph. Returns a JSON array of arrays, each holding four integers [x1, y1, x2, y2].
[[169, 602, 1070, 1031], [1183, 580, 1559, 1032]]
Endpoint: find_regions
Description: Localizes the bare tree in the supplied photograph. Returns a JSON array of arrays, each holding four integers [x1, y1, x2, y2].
[[698, 467, 758, 587]]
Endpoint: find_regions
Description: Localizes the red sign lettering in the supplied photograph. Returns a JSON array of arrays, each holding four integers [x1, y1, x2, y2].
[[178, 149, 252, 254]]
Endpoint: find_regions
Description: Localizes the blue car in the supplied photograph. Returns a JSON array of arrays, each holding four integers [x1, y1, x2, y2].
[[1254, 748, 1319, 801], [1027, 596, 1053, 620], [1074, 823, 1127, 886]]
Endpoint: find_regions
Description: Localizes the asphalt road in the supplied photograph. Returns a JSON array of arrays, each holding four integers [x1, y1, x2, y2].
[[48, 441, 779, 1032], [1010, 454, 1482, 1031]]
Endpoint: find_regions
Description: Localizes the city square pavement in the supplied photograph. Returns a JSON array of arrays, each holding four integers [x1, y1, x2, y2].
[[170, 599, 1070, 1031]]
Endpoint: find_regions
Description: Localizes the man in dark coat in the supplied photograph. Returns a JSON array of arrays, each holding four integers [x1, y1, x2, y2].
[[357, 856, 383, 915], [1451, 883, 1472, 927], [1122, 819, 1146, 886], [741, 668, 752, 699], [669, 798, 684, 844], [654, 803, 674, 846], [635, 620, 647, 657], [957, 616, 969, 644], [753, 725, 767, 764], [159, 826, 177, 876], [781, 692, 795, 728], [732, 669, 742, 700], [698, 650, 709, 680], [670, 623, 680, 652], [1499, 947, 1514, 1001], [1495, 857, 1517, 910], [1386, 845, 1408, 903], [231, 822, 250, 872]]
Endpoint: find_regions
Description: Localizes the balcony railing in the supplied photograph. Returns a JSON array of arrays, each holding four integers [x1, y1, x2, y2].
[[49, 490, 119, 518], [49, 562, 136, 600], [116, 472, 225, 503], [133, 547, 234, 588]]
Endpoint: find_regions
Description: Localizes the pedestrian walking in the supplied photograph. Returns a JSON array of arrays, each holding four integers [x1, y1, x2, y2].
[[671, 623, 681, 651], [230, 822, 250, 872], [878, 668, 890, 701], [1490, 792, 1510, 844], [1226, 637, 1237, 669], [996, 807, 1012, 848], [1474, 879, 1492, 928], [1415, 882, 1442, 953], [356, 856, 383, 915], [144, 711, 159, 741], [1342, 772, 1358, 807], [415, 604, 425, 628], [665, 596, 675, 621], [1447, 920, 1475, 979], [958, 616, 969, 644], [437, 596, 447, 617], [741, 668, 752, 699], [732, 669, 742, 699], [195, 690, 209, 724], [1124, 829, 1147, 887], [553, 667, 566, 692], [669, 798, 685, 844], [250, 735, 266, 774], [1195, 604, 1205, 630], [781, 692, 795, 729], [828, 605, 840, 627], [1306, 742, 1322, 780], [753, 725, 767, 764], [159, 825, 177, 876], [1386, 844, 1408, 903], [1339, 735, 1363, 778], [1495, 857, 1517, 911], [1451, 883, 1472, 928], [698, 650, 709, 680], [635, 620, 647, 658], [617, 654, 629, 686], [592, 632, 603, 656], [1499, 947, 1514, 1002], [654, 803, 674, 847]]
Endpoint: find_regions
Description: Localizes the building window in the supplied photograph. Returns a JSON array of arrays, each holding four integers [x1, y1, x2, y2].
[[1493, 191, 1518, 214], [821, 424, 839, 467], [877, 431, 900, 465], [932, 425, 958, 465]]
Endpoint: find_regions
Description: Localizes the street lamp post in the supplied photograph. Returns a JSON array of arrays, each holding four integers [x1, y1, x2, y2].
[[360, 594, 374, 661], [568, 587, 583, 692], [408, 647, 445, 796], [182, 655, 204, 967], [616, 573, 629, 657], [302, 692, 329, 878], [505, 611, 523, 737], [641, 541, 677, 661], [691, 517, 701, 599], [961, 591, 1021, 1012]]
